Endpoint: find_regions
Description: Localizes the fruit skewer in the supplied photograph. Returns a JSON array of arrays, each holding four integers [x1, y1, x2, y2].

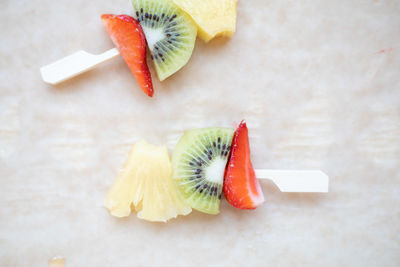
[[41, 0, 198, 96], [105, 127, 329, 222], [40, 0, 238, 86]]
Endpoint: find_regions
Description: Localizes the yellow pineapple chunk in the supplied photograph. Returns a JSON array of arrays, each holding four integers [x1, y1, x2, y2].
[[104, 140, 191, 222], [173, 0, 237, 42]]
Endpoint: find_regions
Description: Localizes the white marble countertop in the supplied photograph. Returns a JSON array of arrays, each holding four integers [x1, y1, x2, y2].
[[1, 0, 399, 266]]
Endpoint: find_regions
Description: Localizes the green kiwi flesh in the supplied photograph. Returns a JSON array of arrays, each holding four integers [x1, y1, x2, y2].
[[172, 128, 234, 214], [131, 0, 197, 81]]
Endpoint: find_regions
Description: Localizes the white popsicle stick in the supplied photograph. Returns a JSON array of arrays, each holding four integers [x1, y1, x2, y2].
[[255, 170, 329, 193], [40, 48, 120, 85]]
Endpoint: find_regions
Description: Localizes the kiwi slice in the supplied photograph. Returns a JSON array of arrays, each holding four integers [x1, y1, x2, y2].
[[172, 128, 234, 214], [131, 0, 197, 81]]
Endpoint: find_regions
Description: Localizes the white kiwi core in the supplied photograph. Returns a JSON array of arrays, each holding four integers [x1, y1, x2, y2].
[[141, 26, 165, 51], [204, 157, 226, 184]]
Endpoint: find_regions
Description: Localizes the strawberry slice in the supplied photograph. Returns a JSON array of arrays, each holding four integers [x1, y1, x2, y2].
[[101, 14, 153, 97], [224, 121, 264, 209]]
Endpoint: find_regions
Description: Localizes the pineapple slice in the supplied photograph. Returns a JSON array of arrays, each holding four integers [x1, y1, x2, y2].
[[173, 0, 237, 42], [104, 140, 191, 222]]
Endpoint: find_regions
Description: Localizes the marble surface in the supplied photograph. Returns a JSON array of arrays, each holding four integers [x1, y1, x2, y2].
[[1, 0, 400, 266]]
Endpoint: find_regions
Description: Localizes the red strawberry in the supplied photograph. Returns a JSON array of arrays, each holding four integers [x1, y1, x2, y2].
[[224, 121, 264, 209], [101, 14, 153, 97]]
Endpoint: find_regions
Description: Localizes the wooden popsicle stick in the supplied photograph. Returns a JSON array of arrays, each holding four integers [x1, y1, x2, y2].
[[40, 48, 120, 85], [255, 169, 329, 193]]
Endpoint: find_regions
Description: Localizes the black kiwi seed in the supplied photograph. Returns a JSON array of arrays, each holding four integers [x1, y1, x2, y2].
[[136, 11, 139, 17], [195, 169, 201, 174], [145, 13, 149, 18], [140, 8, 143, 13], [217, 144, 221, 149], [196, 175, 201, 178], [218, 137, 221, 143], [222, 144, 226, 150], [218, 194, 222, 199], [169, 14, 176, 22], [203, 184, 207, 189], [200, 189, 203, 193], [213, 142, 216, 147], [189, 162, 194, 166]]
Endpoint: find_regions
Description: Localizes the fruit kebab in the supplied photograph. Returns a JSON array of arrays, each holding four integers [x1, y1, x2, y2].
[[40, 0, 237, 96], [104, 121, 329, 222]]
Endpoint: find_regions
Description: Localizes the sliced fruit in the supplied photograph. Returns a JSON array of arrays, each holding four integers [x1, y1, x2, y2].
[[173, 0, 237, 42], [172, 127, 234, 214], [101, 14, 154, 97], [104, 140, 191, 222], [131, 0, 197, 81], [224, 121, 264, 209]]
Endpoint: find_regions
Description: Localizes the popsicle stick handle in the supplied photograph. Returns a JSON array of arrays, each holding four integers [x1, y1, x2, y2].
[[40, 48, 120, 85], [255, 169, 329, 193]]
